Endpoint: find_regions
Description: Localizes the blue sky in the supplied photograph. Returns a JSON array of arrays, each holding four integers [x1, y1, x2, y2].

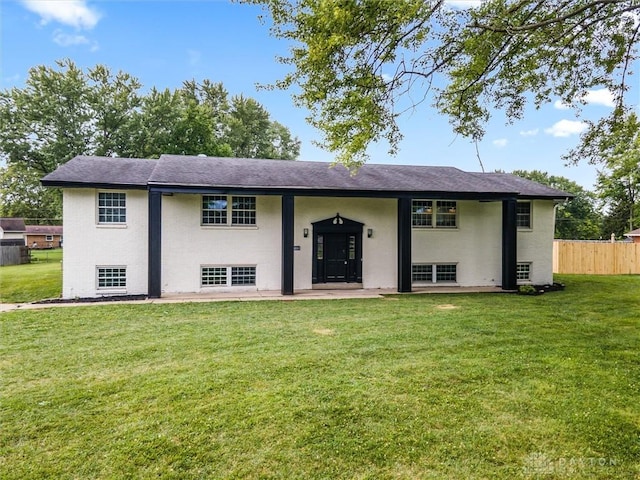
[[1, 0, 637, 189]]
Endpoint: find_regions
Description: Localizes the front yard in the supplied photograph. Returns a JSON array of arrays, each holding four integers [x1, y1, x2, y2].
[[1, 275, 639, 478]]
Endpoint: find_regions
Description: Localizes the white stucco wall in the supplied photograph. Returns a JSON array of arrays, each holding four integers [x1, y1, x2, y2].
[[61, 188, 148, 298], [517, 200, 556, 285], [294, 197, 398, 289], [161, 194, 282, 293], [60, 191, 557, 297], [412, 200, 504, 287], [0, 229, 25, 240]]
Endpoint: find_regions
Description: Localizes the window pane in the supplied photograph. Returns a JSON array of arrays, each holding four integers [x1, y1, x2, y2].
[[412, 200, 432, 227], [436, 264, 457, 282], [231, 266, 256, 285], [317, 234, 323, 260], [202, 195, 228, 224], [436, 201, 456, 227], [517, 263, 531, 280], [202, 267, 227, 286], [412, 264, 433, 282], [97, 267, 126, 288], [98, 192, 126, 224], [517, 202, 531, 228], [231, 196, 256, 225]]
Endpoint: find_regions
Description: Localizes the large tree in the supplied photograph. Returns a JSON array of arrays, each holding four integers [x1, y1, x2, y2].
[[0, 60, 300, 220], [511, 170, 603, 239], [248, 0, 640, 169], [593, 112, 640, 236]]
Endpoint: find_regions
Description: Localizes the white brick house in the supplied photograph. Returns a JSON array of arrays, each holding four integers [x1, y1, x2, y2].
[[42, 155, 571, 299]]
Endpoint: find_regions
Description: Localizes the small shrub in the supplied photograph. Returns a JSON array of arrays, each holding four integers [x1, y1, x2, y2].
[[518, 284, 539, 295]]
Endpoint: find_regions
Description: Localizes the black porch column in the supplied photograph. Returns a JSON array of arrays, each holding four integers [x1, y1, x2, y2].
[[148, 189, 162, 298], [397, 197, 412, 293], [282, 194, 294, 295], [502, 197, 518, 290]]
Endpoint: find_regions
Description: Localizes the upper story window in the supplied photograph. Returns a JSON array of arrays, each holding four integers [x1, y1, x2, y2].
[[98, 192, 126, 224], [412, 200, 457, 228], [202, 195, 256, 226], [517, 202, 531, 229]]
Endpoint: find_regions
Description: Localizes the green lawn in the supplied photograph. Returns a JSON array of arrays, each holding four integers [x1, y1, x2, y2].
[[0, 249, 62, 303], [1, 275, 639, 479]]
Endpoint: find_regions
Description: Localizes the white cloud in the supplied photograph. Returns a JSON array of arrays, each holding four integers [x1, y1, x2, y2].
[[52, 29, 98, 51], [519, 128, 539, 137], [583, 88, 615, 108], [492, 138, 508, 148], [553, 88, 616, 110], [544, 119, 588, 137], [53, 29, 88, 46], [21, 0, 100, 29]]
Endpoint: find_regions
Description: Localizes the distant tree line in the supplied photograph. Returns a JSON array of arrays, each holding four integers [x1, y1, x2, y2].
[[0, 59, 300, 220]]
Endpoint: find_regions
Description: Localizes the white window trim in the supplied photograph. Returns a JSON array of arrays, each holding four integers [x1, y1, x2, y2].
[[517, 262, 532, 283], [96, 191, 127, 226], [201, 265, 257, 287], [45, 235, 54, 242], [517, 201, 533, 230], [412, 200, 459, 229], [201, 195, 257, 227], [411, 263, 458, 285], [96, 265, 127, 292]]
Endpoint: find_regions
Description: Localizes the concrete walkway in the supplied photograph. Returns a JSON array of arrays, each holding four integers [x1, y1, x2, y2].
[[0, 286, 506, 313]]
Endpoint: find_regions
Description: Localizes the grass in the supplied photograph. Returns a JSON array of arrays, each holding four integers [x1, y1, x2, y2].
[[0, 249, 62, 303], [1, 275, 639, 479]]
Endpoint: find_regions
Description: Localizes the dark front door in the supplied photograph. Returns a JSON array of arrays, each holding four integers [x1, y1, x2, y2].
[[315, 232, 360, 283], [325, 233, 348, 281], [312, 214, 363, 284]]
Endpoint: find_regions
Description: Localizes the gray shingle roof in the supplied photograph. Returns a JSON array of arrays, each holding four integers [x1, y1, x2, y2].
[[42, 155, 572, 199], [25, 225, 63, 235], [42, 156, 158, 188], [0, 218, 26, 232]]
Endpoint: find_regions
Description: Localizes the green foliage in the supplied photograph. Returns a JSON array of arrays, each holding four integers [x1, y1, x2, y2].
[[511, 170, 603, 239], [593, 113, 640, 236], [0, 60, 301, 217], [0, 164, 61, 220], [517, 284, 537, 295], [1, 275, 639, 478], [248, 0, 640, 168]]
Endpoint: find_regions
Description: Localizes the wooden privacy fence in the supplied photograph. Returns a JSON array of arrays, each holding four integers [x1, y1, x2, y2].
[[553, 240, 640, 274], [0, 246, 30, 266]]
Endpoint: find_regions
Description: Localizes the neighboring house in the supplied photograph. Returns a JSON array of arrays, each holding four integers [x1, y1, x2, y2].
[[25, 225, 63, 249], [0, 218, 26, 245], [42, 155, 572, 299], [624, 228, 640, 244]]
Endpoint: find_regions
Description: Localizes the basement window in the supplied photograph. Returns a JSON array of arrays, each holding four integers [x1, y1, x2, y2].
[[201, 266, 256, 287], [97, 266, 126, 290], [412, 263, 457, 284], [517, 263, 532, 281]]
